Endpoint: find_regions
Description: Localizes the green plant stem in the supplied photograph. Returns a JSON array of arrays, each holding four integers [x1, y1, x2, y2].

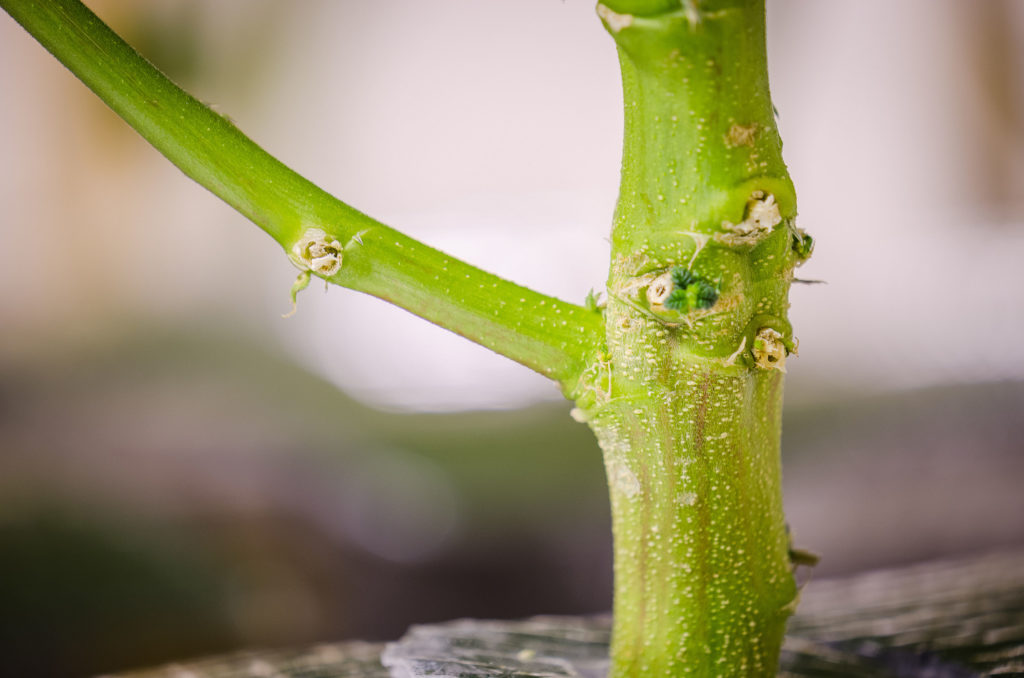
[[5, 0, 807, 674], [1, 0, 602, 389], [571, 1, 803, 675]]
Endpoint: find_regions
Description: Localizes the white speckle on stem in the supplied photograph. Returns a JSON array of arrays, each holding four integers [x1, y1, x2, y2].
[[679, 491, 699, 507], [610, 458, 641, 498]]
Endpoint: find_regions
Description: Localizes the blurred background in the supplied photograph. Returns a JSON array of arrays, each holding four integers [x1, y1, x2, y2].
[[1, 1, 1023, 676]]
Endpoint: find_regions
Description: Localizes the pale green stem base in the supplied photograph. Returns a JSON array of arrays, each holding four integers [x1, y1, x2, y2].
[[588, 340, 795, 677]]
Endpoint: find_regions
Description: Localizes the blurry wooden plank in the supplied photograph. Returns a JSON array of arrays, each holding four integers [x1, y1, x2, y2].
[[102, 642, 388, 678], [107, 549, 1024, 677]]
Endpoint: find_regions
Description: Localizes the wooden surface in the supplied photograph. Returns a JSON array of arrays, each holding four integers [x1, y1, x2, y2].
[[106, 549, 1024, 678]]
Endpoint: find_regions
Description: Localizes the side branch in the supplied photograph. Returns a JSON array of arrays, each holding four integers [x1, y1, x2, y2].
[[1, 0, 603, 388]]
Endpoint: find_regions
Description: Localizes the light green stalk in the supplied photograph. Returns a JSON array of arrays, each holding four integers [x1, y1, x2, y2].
[[567, 1, 808, 675], [0, 0, 602, 390], [4, 0, 809, 675]]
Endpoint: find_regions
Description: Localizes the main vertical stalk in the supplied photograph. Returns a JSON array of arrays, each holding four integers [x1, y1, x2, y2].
[[572, 1, 810, 675]]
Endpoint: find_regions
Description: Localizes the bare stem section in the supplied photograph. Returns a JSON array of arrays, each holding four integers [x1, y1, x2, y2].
[[570, 1, 810, 675]]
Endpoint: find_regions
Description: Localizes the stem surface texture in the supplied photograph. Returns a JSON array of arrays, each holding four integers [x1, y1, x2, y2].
[[572, 1, 806, 675]]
